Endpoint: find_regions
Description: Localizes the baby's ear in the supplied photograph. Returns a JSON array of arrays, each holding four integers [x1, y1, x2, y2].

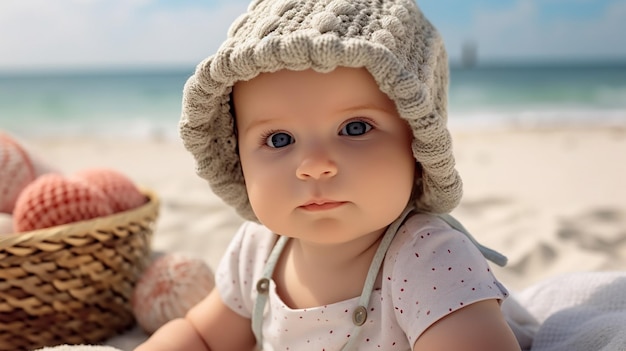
[[32, 346, 123, 351]]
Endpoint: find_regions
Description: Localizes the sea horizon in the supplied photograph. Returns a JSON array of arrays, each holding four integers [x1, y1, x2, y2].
[[1, 61, 625, 141]]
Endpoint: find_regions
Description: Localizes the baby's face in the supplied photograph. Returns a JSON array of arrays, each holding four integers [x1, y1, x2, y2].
[[233, 67, 415, 244]]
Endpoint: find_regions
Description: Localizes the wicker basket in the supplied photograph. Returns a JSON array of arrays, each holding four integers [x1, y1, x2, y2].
[[0, 189, 159, 351]]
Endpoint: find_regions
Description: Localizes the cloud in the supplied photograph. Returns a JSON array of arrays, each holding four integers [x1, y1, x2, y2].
[[0, 0, 248, 71]]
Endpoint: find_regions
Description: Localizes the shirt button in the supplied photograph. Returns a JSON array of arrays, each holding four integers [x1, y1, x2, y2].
[[352, 306, 367, 326], [256, 278, 270, 294]]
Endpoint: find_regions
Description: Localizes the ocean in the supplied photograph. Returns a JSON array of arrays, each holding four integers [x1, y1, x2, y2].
[[1, 63, 625, 140]]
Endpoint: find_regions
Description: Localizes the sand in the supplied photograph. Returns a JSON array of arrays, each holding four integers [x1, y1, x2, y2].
[[9, 124, 626, 348]]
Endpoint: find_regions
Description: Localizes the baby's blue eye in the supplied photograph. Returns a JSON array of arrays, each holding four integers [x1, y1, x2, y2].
[[340, 121, 372, 136], [266, 132, 294, 148]]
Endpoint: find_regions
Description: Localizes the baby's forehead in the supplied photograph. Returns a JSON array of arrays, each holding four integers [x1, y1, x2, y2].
[[231, 69, 406, 140], [231, 67, 394, 109]]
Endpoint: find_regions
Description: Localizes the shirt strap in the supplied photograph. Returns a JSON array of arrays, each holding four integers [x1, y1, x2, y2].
[[340, 205, 414, 351], [252, 234, 289, 347]]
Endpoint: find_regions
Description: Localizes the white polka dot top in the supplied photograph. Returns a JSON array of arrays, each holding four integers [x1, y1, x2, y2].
[[215, 213, 509, 350]]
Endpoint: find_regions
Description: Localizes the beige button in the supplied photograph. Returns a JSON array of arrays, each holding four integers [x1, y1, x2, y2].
[[256, 278, 270, 294], [352, 306, 367, 326]]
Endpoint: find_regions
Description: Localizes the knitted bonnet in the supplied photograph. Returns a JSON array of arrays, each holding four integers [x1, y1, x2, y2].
[[180, 0, 462, 222]]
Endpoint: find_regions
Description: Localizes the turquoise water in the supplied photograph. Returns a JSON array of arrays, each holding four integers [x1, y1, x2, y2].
[[448, 63, 626, 129], [1, 63, 625, 140], [0, 69, 192, 139]]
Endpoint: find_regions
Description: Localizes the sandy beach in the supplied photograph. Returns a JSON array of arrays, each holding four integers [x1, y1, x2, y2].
[[450, 126, 626, 290], [7, 124, 626, 348]]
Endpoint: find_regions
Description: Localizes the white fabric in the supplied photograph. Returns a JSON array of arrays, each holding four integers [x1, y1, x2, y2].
[[33, 346, 122, 351], [215, 213, 508, 350], [507, 271, 626, 351]]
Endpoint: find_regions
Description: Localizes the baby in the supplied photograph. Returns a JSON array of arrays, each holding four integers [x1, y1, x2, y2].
[[136, 0, 521, 350]]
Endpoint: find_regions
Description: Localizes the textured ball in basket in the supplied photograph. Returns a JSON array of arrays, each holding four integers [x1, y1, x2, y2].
[[12, 174, 114, 233], [0, 189, 159, 351], [72, 168, 146, 213]]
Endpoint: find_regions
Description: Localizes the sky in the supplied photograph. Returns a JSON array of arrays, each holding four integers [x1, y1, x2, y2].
[[0, 0, 625, 72]]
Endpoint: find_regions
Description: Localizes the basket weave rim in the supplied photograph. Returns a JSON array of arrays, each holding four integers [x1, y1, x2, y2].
[[0, 188, 159, 248]]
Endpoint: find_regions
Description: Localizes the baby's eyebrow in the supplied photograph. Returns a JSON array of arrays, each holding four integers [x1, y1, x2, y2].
[[240, 117, 279, 134], [338, 103, 395, 115]]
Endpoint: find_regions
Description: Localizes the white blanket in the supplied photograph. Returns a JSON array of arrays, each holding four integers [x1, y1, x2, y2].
[[509, 271, 626, 351], [34, 271, 626, 351]]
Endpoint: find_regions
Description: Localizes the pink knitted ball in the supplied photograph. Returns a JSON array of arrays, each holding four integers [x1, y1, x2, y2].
[[12, 173, 114, 232], [0, 132, 36, 214], [72, 168, 146, 213], [132, 253, 215, 334]]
